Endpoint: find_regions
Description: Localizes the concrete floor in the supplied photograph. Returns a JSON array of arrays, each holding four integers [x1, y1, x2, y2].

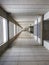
[[0, 31, 49, 65]]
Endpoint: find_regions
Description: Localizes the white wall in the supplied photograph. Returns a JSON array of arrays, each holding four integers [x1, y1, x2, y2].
[[44, 40, 49, 50], [34, 19, 38, 41], [44, 12, 49, 20], [15, 25, 17, 35], [34, 16, 42, 45], [0, 16, 8, 45], [37, 16, 42, 44], [0, 16, 3, 44], [9, 22, 14, 39], [3, 18, 8, 43], [17, 26, 21, 33]]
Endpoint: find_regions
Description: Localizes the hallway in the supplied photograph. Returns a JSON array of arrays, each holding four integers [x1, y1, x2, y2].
[[0, 31, 49, 65], [12, 31, 39, 47]]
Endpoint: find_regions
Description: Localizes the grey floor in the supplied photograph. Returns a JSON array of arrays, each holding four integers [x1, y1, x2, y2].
[[0, 31, 49, 65]]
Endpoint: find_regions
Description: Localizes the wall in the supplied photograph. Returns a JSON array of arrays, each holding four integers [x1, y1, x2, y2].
[[44, 12, 49, 20], [34, 19, 38, 41], [34, 16, 42, 45], [43, 21, 49, 40], [44, 12, 49, 50], [9, 22, 14, 39], [37, 16, 43, 45], [15, 25, 17, 35], [0, 16, 3, 44], [0, 7, 22, 56]]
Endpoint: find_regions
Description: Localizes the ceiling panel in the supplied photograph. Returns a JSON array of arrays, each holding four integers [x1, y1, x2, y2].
[[0, 0, 49, 28], [0, 0, 49, 14], [0, 0, 49, 15], [1, 4, 49, 14], [1, 0, 49, 4]]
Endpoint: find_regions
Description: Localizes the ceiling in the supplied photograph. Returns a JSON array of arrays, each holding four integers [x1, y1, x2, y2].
[[0, 0, 49, 28]]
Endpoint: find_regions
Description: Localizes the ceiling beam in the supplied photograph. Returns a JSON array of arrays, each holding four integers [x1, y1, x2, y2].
[[0, 6, 23, 28]]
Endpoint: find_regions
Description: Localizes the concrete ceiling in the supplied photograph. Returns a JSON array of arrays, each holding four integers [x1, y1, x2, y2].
[[0, 0, 49, 28]]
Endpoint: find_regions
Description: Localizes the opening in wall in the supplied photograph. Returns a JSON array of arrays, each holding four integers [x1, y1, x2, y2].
[[14, 24, 16, 36], [3, 18, 8, 43], [0, 16, 8, 45]]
